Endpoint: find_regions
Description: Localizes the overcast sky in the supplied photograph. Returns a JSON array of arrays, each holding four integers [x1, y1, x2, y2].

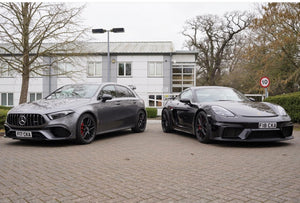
[[82, 2, 257, 50]]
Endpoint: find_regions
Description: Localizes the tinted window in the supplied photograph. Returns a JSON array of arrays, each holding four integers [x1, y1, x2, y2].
[[180, 89, 193, 100], [194, 88, 249, 102], [46, 84, 99, 99], [116, 85, 135, 98], [99, 85, 116, 98]]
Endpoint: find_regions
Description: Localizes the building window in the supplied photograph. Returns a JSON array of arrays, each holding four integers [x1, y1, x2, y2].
[[29, 93, 42, 102], [118, 62, 131, 77], [87, 62, 102, 77], [148, 94, 162, 107], [0, 64, 13, 77], [148, 62, 163, 77], [1, 93, 13, 106], [57, 62, 72, 77], [172, 64, 195, 93]]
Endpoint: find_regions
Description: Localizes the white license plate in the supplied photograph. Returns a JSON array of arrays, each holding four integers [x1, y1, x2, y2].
[[258, 122, 277, 129], [16, 131, 32, 138]]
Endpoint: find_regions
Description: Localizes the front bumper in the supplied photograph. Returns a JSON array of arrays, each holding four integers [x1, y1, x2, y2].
[[4, 124, 76, 141], [210, 121, 294, 142]]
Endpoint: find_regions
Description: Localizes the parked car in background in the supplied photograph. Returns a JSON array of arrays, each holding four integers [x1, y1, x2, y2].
[[162, 86, 293, 143], [4, 83, 147, 144]]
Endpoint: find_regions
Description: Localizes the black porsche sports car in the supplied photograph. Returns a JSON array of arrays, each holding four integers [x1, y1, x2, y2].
[[161, 86, 293, 143]]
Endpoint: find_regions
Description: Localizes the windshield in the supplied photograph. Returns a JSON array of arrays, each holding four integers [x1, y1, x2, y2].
[[194, 88, 249, 102], [46, 84, 99, 100]]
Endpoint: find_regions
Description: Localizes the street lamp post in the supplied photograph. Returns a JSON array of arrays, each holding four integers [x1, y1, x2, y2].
[[92, 28, 125, 82]]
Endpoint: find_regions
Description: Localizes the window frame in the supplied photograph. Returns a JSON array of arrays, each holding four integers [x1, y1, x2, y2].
[[148, 62, 163, 77], [87, 61, 102, 77], [0, 64, 14, 78], [57, 62, 73, 78], [148, 94, 163, 107], [118, 62, 132, 77], [1, 93, 14, 106], [29, 92, 43, 102], [172, 63, 195, 93]]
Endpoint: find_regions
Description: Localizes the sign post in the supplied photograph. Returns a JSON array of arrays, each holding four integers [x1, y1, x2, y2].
[[260, 76, 270, 99]]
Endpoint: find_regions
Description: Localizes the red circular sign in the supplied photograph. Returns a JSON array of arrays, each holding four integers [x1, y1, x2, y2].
[[260, 76, 270, 88]]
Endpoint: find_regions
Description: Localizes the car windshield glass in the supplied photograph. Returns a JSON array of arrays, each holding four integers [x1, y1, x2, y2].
[[46, 84, 99, 100], [194, 88, 249, 102]]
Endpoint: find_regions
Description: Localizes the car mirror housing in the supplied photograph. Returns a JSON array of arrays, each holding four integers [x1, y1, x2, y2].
[[101, 94, 113, 102], [180, 98, 191, 105], [249, 97, 255, 102]]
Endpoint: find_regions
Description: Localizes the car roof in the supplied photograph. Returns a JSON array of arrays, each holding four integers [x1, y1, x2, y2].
[[189, 86, 233, 90]]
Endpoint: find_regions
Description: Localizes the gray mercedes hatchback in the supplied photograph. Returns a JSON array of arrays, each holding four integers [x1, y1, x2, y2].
[[4, 83, 147, 144]]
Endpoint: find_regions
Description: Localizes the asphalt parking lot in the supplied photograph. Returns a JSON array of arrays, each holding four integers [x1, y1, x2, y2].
[[0, 121, 300, 203]]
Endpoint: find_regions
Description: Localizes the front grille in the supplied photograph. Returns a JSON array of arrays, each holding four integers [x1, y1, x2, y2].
[[7, 114, 45, 127], [247, 130, 283, 139], [50, 127, 71, 138], [222, 128, 243, 138], [281, 126, 293, 137]]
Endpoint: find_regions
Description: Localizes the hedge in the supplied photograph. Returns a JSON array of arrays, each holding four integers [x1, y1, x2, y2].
[[146, 107, 157, 118], [264, 92, 300, 122], [0, 106, 11, 129]]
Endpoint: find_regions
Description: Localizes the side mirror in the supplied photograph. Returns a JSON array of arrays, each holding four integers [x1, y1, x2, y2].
[[101, 94, 113, 102], [249, 97, 255, 102], [180, 98, 191, 105]]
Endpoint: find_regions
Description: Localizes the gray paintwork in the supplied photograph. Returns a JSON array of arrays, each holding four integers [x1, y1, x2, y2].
[[4, 83, 146, 141]]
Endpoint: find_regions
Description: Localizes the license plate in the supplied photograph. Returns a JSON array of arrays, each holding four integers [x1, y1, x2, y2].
[[16, 131, 32, 138], [258, 122, 277, 129]]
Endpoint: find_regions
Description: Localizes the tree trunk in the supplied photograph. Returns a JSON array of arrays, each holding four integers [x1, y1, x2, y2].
[[19, 2, 30, 104], [19, 71, 29, 104]]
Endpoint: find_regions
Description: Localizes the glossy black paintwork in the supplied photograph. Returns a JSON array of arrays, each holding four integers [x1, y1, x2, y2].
[[163, 86, 293, 142]]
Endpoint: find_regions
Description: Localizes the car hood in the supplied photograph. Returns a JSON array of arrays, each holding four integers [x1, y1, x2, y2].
[[9, 98, 91, 114], [205, 101, 278, 117]]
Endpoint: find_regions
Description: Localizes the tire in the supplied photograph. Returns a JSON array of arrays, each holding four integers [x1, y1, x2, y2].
[[161, 109, 173, 133], [76, 114, 96, 144], [132, 110, 147, 133], [194, 111, 211, 143]]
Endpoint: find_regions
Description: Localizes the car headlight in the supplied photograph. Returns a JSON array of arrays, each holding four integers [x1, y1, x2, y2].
[[276, 106, 288, 116], [47, 110, 74, 120], [211, 106, 235, 117]]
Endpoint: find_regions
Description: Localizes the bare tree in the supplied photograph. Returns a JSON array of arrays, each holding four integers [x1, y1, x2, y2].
[[182, 11, 253, 85], [0, 2, 88, 104]]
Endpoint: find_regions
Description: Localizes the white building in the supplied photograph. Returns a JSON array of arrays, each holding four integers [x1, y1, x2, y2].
[[0, 41, 197, 114]]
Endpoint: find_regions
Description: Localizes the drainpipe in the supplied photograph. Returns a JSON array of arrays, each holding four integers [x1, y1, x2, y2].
[[170, 52, 172, 94], [49, 57, 52, 95]]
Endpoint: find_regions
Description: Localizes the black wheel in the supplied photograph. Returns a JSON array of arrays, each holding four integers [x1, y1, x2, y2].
[[132, 110, 147, 133], [161, 109, 173, 133], [195, 111, 211, 143], [76, 114, 96, 144]]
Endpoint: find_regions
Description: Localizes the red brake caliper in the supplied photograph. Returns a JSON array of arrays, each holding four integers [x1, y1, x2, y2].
[[80, 122, 84, 136]]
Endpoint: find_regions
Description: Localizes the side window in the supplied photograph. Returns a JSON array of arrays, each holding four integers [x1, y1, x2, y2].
[[99, 85, 116, 98], [180, 89, 192, 101], [116, 85, 135, 98]]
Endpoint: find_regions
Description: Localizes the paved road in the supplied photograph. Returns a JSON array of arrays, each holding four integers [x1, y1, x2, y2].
[[0, 122, 299, 203]]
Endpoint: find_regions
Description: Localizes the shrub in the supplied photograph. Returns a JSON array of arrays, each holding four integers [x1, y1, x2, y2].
[[264, 92, 300, 122], [146, 107, 157, 118], [0, 106, 11, 129]]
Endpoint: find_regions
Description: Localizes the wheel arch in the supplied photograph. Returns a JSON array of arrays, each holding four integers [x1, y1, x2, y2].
[[192, 108, 208, 135], [78, 111, 97, 130]]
